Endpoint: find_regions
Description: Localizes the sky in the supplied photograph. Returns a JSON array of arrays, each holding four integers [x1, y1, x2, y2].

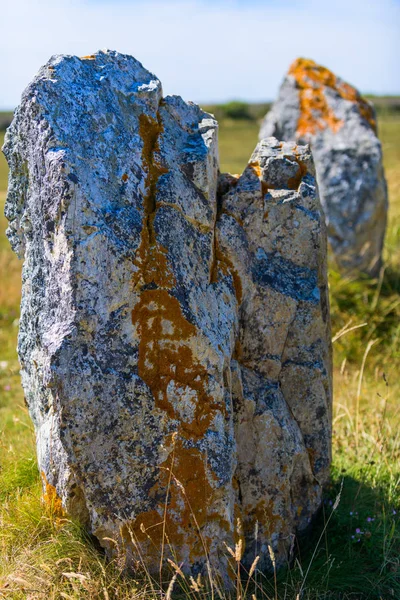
[[1, 0, 399, 110]]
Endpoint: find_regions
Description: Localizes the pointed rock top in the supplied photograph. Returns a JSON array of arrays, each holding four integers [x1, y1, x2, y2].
[[287, 57, 376, 137]]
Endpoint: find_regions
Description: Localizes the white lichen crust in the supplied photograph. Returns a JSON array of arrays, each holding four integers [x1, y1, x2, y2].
[[4, 51, 332, 581], [260, 58, 388, 277]]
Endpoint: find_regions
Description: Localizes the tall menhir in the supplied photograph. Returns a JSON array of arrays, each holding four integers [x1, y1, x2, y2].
[[3, 50, 332, 583]]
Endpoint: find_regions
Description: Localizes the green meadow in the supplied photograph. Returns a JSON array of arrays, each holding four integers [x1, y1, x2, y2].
[[0, 112, 399, 599]]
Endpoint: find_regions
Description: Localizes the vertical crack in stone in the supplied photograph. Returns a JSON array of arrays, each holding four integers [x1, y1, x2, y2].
[[212, 183, 244, 303], [210, 236, 243, 304], [133, 110, 171, 292], [139, 111, 164, 229]]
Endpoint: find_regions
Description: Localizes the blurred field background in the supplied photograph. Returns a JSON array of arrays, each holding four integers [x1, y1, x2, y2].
[[0, 101, 399, 598]]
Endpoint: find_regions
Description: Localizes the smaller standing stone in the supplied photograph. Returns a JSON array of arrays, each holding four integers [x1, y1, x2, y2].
[[260, 58, 388, 276], [218, 137, 332, 571]]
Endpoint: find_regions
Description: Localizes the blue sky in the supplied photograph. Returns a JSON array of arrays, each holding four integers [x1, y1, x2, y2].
[[1, 0, 399, 109]]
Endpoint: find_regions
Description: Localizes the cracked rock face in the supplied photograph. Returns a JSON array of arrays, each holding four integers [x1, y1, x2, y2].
[[260, 58, 388, 277], [4, 50, 331, 581]]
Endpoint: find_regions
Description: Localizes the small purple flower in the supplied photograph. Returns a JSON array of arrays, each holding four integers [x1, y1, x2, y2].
[[350, 511, 353, 516], [366, 517, 375, 522], [393, 510, 397, 516], [356, 528, 361, 534], [4, 385, 10, 391]]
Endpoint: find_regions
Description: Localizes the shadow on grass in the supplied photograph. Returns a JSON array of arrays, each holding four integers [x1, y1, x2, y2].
[[260, 475, 400, 600]]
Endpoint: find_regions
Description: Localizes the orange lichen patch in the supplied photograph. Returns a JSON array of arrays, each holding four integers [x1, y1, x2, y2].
[[336, 80, 377, 131], [133, 223, 175, 291], [248, 161, 262, 178], [289, 57, 376, 136], [41, 471, 64, 518], [132, 289, 222, 438], [121, 173, 129, 182], [287, 158, 308, 190], [290, 58, 336, 88], [289, 59, 343, 137], [122, 509, 166, 546], [248, 499, 283, 537], [121, 439, 228, 564], [161, 441, 213, 531], [248, 163, 269, 196]]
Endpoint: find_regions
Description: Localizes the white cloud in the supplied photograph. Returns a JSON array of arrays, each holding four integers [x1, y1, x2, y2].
[[1, 0, 399, 109]]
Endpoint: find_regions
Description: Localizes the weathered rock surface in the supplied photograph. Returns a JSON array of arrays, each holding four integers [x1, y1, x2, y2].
[[4, 51, 331, 581], [260, 58, 388, 276]]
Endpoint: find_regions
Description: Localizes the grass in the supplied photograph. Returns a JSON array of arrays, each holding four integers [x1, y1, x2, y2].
[[0, 113, 399, 599]]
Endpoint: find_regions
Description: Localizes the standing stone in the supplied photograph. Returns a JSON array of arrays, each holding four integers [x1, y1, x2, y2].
[[218, 137, 332, 570], [4, 51, 331, 581], [260, 58, 388, 276]]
